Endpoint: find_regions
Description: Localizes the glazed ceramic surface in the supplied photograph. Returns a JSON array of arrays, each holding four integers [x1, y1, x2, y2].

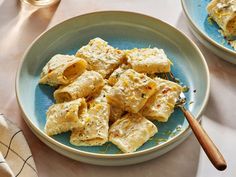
[[182, 0, 236, 64], [16, 11, 209, 166]]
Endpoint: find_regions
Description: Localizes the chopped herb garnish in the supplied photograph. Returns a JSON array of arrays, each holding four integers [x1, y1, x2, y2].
[[182, 85, 189, 92], [176, 125, 182, 131], [154, 138, 167, 144], [189, 101, 194, 105], [207, 16, 213, 25], [163, 130, 172, 136], [115, 73, 120, 78], [170, 132, 178, 137], [158, 138, 167, 142], [174, 77, 180, 83], [148, 137, 153, 141]]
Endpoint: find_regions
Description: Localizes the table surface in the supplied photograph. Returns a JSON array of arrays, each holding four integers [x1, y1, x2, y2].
[[0, 0, 236, 177]]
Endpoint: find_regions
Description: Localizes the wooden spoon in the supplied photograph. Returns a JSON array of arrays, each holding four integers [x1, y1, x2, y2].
[[180, 104, 227, 171]]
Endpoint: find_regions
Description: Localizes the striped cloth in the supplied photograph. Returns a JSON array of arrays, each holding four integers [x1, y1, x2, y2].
[[0, 114, 38, 177]]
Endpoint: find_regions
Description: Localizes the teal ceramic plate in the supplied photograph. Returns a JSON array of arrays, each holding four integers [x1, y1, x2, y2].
[[181, 0, 236, 64], [16, 11, 210, 166]]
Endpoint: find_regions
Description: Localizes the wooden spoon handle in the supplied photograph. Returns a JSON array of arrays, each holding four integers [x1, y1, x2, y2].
[[181, 107, 227, 171]]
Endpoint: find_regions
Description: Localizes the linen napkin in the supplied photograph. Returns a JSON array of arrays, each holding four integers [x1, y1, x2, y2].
[[0, 114, 38, 177]]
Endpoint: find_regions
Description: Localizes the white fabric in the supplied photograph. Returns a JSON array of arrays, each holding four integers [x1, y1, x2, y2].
[[0, 114, 38, 177], [0, 152, 14, 177]]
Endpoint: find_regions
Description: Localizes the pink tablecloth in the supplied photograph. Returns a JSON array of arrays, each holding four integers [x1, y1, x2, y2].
[[0, 0, 235, 177]]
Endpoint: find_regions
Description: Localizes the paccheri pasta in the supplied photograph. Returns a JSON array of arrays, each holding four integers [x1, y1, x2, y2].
[[39, 38, 182, 153], [54, 70, 104, 103], [126, 48, 171, 74], [39, 54, 87, 86], [207, 0, 236, 49], [76, 38, 125, 78], [106, 69, 157, 113], [141, 78, 183, 122], [45, 98, 87, 136], [207, 0, 236, 37], [109, 113, 158, 153]]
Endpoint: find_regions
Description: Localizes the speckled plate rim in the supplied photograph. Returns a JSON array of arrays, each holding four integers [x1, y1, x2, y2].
[[16, 11, 210, 159], [181, 0, 236, 56]]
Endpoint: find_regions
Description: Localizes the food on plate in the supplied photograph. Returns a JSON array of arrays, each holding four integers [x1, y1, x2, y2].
[[39, 37, 184, 153], [76, 38, 125, 78], [54, 71, 104, 103], [44, 98, 87, 136], [207, 0, 236, 49], [70, 101, 110, 146], [107, 69, 157, 113], [109, 105, 125, 123], [109, 113, 158, 153], [87, 81, 111, 103], [126, 48, 171, 74], [141, 78, 182, 122], [39, 54, 87, 86], [87, 82, 125, 123], [108, 64, 130, 86]]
